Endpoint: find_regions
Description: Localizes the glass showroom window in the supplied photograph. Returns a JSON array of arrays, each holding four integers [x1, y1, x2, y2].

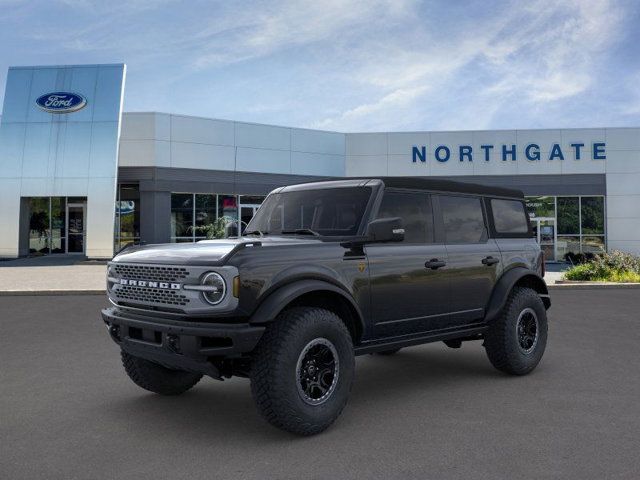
[[114, 184, 140, 252], [195, 194, 217, 241], [28, 197, 68, 255], [580, 197, 605, 254], [28, 196, 89, 255], [557, 197, 580, 260], [525, 196, 556, 219], [28, 197, 52, 254], [171, 193, 195, 242], [526, 195, 606, 260], [170, 193, 259, 242]]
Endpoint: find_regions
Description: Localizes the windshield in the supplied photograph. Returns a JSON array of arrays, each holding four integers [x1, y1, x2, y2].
[[245, 187, 373, 237]]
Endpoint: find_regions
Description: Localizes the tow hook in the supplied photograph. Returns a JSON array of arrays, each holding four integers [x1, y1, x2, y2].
[[107, 324, 121, 342], [167, 334, 180, 353]]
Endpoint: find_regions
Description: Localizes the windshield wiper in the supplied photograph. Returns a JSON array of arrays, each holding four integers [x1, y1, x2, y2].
[[281, 228, 321, 236], [243, 230, 268, 237]]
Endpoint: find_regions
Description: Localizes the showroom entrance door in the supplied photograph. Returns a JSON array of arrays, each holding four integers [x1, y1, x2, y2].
[[66, 202, 86, 254], [533, 217, 555, 261]]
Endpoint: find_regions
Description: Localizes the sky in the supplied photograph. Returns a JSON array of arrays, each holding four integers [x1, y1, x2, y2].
[[0, 0, 639, 132]]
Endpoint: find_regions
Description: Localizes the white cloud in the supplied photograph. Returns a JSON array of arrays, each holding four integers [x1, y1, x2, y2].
[[313, 0, 626, 131], [2, 0, 632, 130], [191, 0, 417, 69]]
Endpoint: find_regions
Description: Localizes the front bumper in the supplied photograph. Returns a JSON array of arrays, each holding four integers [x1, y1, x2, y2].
[[101, 307, 265, 378]]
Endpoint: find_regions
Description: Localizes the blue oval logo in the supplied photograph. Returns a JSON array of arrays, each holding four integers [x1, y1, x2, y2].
[[35, 92, 87, 114]]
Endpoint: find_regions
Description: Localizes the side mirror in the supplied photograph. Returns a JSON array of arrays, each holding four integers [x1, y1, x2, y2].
[[365, 217, 405, 243]]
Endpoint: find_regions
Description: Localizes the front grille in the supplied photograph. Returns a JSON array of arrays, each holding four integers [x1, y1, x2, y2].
[[113, 264, 189, 283], [115, 285, 190, 306]]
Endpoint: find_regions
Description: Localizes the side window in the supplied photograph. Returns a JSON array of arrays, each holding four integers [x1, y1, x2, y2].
[[376, 191, 434, 243], [491, 199, 529, 234], [440, 195, 486, 244]]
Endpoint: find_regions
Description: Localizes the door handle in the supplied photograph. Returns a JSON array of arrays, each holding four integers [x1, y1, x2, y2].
[[425, 259, 446, 270], [482, 256, 500, 266]]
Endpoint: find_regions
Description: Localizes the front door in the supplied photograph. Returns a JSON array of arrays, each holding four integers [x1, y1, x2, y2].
[[66, 203, 86, 254], [366, 190, 450, 338]]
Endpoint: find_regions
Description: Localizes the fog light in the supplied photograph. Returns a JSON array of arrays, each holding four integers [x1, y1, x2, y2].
[[201, 272, 226, 305]]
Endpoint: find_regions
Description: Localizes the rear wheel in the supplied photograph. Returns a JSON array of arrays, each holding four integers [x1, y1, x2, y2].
[[250, 307, 355, 435], [121, 351, 202, 395], [484, 287, 548, 375]]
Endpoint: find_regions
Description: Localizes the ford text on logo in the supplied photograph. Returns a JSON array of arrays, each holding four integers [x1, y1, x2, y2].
[[35, 92, 87, 114], [119, 278, 181, 290], [412, 142, 606, 163]]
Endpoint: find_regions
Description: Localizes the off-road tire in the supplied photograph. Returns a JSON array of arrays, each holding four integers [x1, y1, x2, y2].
[[250, 307, 355, 436], [121, 351, 202, 395], [484, 287, 548, 375], [376, 347, 402, 355]]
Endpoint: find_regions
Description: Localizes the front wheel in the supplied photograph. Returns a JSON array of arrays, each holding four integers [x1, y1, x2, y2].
[[484, 287, 548, 375], [250, 307, 355, 435]]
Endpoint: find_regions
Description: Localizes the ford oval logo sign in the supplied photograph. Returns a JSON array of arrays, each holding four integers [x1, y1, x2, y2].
[[35, 92, 87, 114]]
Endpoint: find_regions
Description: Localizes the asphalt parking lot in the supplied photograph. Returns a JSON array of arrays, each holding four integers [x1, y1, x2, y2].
[[1, 290, 639, 480]]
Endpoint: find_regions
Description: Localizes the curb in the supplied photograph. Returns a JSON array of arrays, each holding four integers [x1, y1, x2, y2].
[[549, 282, 640, 290], [0, 290, 106, 296]]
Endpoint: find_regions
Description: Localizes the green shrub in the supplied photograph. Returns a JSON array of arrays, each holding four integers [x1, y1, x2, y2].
[[190, 216, 234, 239], [564, 250, 640, 282]]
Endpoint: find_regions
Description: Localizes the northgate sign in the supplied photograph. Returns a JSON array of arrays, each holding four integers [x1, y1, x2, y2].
[[412, 142, 606, 163]]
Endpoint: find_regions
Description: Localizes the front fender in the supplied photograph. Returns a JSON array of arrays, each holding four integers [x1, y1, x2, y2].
[[249, 279, 365, 331], [485, 267, 550, 323]]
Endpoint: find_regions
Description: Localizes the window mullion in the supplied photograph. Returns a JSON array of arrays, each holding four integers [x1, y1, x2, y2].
[[192, 193, 196, 242]]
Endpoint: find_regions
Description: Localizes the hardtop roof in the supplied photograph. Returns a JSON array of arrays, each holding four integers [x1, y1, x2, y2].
[[278, 177, 524, 199]]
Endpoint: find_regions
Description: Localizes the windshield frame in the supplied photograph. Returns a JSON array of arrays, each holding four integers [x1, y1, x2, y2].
[[244, 181, 382, 239]]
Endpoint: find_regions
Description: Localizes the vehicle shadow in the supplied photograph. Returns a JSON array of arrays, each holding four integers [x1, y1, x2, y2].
[[100, 343, 506, 441]]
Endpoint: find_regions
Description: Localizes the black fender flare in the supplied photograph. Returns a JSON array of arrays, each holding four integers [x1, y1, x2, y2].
[[248, 279, 365, 334], [485, 268, 550, 323]]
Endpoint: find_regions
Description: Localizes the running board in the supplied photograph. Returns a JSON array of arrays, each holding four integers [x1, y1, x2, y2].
[[354, 324, 488, 355]]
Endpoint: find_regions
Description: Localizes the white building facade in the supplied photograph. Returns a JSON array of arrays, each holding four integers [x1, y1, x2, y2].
[[1, 64, 639, 260]]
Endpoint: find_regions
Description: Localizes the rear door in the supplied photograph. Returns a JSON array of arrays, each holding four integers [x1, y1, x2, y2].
[[435, 194, 501, 327], [365, 189, 450, 338]]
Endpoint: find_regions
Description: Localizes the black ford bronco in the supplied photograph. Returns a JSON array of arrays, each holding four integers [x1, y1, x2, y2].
[[102, 177, 550, 435]]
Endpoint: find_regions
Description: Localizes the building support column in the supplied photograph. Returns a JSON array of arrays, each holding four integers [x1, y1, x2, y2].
[[139, 189, 171, 245]]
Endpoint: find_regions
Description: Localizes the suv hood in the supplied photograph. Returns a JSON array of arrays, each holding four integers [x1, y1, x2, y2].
[[112, 237, 324, 266]]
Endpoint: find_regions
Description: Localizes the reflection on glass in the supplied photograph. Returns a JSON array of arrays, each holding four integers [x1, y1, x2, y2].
[[171, 193, 193, 238], [67, 205, 85, 253], [51, 231, 65, 254], [114, 184, 140, 251], [51, 197, 66, 246], [582, 236, 605, 254], [581, 197, 605, 234], [29, 197, 50, 254], [219, 195, 238, 220], [557, 236, 581, 259], [557, 197, 579, 234], [195, 194, 216, 227], [525, 196, 555, 219]]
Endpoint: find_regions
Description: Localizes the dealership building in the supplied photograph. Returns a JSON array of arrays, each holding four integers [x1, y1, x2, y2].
[[1, 63, 639, 260]]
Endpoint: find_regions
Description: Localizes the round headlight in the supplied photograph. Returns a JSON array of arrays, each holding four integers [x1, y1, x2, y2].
[[201, 272, 226, 305]]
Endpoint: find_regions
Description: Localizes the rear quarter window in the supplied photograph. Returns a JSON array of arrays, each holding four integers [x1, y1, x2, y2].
[[491, 199, 529, 234], [439, 195, 486, 244]]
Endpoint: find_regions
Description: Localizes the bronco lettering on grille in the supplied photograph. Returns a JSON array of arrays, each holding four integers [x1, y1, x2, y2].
[[119, 279, 181, 290]]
